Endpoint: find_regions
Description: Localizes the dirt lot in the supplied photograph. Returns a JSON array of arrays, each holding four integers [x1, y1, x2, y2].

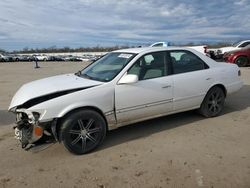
[[0, 61, 250, 188]]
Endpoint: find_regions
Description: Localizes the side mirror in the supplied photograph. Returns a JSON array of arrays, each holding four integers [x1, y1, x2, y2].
[[118, 74, 138, 84]]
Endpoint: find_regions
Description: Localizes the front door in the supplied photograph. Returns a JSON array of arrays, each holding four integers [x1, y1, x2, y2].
[[115, 51, 173, 124]]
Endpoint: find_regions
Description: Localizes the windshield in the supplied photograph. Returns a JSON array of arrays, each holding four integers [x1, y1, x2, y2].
[[232, 41, 241, 47], [79, 52, 136, 82]]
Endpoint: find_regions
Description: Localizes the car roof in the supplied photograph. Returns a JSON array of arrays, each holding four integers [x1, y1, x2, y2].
[[114, 47, 191, 54], [236, 40, 250, 45], [241, 40, 250, 43]]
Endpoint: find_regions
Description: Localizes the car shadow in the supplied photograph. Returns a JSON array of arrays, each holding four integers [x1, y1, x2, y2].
[[99, 84, 250, 151], [101, 111, 202, 151], [223, 84, 250, 113]]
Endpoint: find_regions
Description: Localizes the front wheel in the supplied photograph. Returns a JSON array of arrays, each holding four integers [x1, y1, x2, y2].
[[235, 56, 248, 67], [59, 110, 106, 154], [199, 87, 225, 117]]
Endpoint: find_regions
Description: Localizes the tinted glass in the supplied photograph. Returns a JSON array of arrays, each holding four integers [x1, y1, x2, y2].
[[128, 51, 168, 80], [152, 43, 164, 47], [80, 52, 135, 82], [239, 42, 250, 48], [170, 51, 206, 74]]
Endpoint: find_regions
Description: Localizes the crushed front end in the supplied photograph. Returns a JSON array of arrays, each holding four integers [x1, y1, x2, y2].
[[13, 109, 58, 150]]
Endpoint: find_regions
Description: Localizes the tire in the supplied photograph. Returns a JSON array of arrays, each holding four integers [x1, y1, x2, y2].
[[59, 110, 106, 155], [235, 56, 248, 67], [199, 87, 225, 117]]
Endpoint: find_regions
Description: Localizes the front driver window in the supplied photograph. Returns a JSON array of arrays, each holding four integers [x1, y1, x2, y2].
[[128, 51, 167, 80]]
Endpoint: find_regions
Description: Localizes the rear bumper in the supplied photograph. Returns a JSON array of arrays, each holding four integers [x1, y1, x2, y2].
[[226, 80, 243, 95]]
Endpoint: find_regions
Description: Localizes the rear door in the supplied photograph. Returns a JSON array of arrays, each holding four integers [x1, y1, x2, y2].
[[169, 50, 214, 111]]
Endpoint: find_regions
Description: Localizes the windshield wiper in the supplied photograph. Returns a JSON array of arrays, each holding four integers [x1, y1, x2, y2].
[[75, 71, 93, 80], [75, 71, 81, 76], [81, 73, 95, 80]]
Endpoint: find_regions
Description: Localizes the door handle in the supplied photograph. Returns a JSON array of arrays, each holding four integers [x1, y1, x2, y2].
[[162, 85, 172, 89], [206, 78, 212, 80]]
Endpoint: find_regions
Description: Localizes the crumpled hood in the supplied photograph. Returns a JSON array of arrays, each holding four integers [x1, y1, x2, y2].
[[9, 74, 103, 110]]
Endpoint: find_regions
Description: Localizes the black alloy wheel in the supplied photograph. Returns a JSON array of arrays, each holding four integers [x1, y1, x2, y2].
[[199, 87, 225, 117], [60, 110, 106, 154]]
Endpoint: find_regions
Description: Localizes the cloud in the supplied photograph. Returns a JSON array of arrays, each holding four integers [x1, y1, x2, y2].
[[0, 0, 249, 50], [234, 0, 247, 5], [160, 3, 193, 17]]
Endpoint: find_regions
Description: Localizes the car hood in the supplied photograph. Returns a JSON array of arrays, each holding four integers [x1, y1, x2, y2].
[[219, 47, 236, 53], [9, 74, 103, 110]]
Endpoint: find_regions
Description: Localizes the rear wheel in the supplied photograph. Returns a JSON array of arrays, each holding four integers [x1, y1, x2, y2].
[[60, 110, 106, 154], [235, 56, 248, 67], [199, 87, 225, 117]]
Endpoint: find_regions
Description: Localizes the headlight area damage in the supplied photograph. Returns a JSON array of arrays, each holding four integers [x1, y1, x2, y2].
[[14, 109, 58, 150], [10, 86, 97, 151]]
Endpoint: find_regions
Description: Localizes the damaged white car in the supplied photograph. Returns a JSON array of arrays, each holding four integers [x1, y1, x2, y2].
[[9, 47, 243, 154]]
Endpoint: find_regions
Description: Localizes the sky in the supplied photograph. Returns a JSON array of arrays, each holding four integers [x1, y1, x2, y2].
[[0, 0, 250, 51]]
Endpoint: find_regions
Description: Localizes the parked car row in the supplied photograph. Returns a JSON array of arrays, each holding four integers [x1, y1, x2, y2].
[[0, 53, 102, 62], [1, 40, 249, 67], [0, 54, 15, 62]]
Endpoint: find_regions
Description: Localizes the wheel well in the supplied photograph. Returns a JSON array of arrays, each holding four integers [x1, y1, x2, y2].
[[210, 84, 227, 97], [234, 55, 249, 63], [199, 84, 227, 110], [55, 106, 108, 141]]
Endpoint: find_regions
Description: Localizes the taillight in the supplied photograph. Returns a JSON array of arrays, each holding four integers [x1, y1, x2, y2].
[[238, 70, 241, 76]]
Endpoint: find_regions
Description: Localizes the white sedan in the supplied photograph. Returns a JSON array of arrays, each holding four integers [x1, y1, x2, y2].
[[9, 47, 243, 154]]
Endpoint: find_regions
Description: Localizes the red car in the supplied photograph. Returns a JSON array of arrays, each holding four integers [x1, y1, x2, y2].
[[223, 45, 250, 67]]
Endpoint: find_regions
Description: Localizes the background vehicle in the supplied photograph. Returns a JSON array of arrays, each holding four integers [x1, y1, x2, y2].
[[0, 53, 14, 62], [223, 45, 250, 67], [47, 55, 65, 61], [150, 42, 208, 56], [211, 40, 250, 59], [0, 54, 4, 62], [9, 47, 242, 154], [33, 54, 49, 61], [13, 55, 32, 62]]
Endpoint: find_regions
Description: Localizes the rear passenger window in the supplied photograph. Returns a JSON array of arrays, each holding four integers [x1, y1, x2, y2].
[[170, 51, 207, 74]]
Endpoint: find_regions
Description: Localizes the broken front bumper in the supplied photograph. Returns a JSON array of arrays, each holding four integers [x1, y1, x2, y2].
[[14, 110, 58, 150]]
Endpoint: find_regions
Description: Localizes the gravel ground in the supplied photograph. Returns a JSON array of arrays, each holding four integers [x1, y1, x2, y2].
[[0, 61, 250, 188]]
